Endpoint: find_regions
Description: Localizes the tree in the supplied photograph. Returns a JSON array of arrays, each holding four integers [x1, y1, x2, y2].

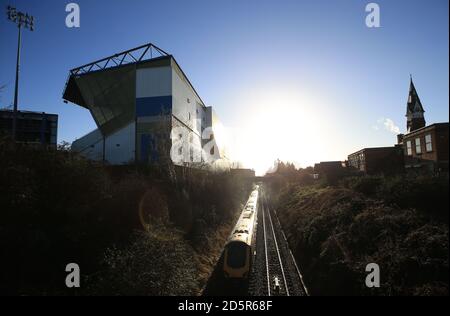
[[140, 110, 177, 183], [0, 84, 6, 107]]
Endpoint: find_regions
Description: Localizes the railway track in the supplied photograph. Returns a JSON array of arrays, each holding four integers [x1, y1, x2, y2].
[[263, 195, 289, 295], [249, 189, 308, 296]]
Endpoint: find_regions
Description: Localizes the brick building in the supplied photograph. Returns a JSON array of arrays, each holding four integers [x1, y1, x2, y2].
[[344, 78, 448, 175], [314, 161, 346, 182], [396, 78, 449, 173], [347, 146, 404, 175], [399, 123, 449, 172]]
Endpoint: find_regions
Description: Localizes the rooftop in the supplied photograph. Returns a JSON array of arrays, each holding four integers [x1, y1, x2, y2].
[[348, 146, 401, 156], [69, 43, 169, 76], [403, 122, 449, 137], [0, 109, 58, 117], [62, 42, 207, 110]]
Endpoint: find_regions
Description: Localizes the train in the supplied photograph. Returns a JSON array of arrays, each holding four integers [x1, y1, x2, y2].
[[223, 185, 259, 279]]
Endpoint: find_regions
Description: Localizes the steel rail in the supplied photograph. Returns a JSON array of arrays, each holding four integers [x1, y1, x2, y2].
[[274, 209, 310, 296], [261, 195, 271, 296], [265, 196, 290, 296]]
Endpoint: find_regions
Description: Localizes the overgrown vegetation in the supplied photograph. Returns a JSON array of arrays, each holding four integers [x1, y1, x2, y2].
[[266, 164, 449, 296], [340, 175, 449, 222], [0, 137, 251, 295]]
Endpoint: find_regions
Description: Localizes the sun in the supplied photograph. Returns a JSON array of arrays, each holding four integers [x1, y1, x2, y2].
[[227, 88, 328, 175]]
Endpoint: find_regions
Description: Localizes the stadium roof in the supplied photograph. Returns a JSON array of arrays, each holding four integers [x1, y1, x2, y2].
[[62, 42, 206, 109], [62, 43, 207, 136], [69, 42, 170, 76]]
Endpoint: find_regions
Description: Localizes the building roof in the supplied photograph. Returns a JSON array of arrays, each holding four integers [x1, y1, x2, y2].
[[68, 43, 170, 76], [406, 77, 425, 115], [0, 109, 58, 117], [314, 161, 345, 171], [314, 161, 343, 166], [62, 43, 208, 136], [348, 146, 400, 156], [403, 122, 449, 138], [62, 42, 207, 109]]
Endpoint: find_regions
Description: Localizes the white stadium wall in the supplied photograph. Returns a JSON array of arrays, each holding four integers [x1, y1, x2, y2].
[[71, 122, 136, 165], [104, 122, 136, 165], [70, 55, 228, 169], [135, 65, 173, 163], [136, 66, 172, 100], [171, 65, 206, 164], [171, 66, 204, 135], [71, 128, 104, 162]]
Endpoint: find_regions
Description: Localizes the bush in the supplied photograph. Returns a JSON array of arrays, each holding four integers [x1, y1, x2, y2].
[[0, 138, 251, 295], [87, 229, 199, 296], [378, 175, 449, 221], [275, 184, 449, 296], [340, 175, 383, 196], [340, 174, 449, 222]]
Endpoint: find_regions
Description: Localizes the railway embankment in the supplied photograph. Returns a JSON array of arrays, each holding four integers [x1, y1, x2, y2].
[[0, 139, 252, 295], [270, 177, 449, 296]]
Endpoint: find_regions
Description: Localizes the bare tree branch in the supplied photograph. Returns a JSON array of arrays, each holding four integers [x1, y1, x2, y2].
[[0, 84, 7, 107]]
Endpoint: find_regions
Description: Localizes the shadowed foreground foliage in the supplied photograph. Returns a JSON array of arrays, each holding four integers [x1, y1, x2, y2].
[[0, 138, 251, 295], [272, 176, 448, 296]]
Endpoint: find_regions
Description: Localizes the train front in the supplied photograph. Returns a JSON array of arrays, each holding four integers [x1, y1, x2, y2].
[[223, 238, 252, 279], [223, 187, 259, 279]]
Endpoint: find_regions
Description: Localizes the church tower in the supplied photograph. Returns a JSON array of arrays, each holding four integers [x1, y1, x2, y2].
[[406, 77, 426, 133]]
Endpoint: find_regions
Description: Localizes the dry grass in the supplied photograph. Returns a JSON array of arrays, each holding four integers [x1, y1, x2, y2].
[[273, 183, 449, 296], [0, 137, 251, 295]]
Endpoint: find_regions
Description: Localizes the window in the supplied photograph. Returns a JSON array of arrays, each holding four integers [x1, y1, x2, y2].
[[226, 242, 247, 269], [425, 134, 433, 152], [415, 138, 422, 154], [406, 141, 412, 156]]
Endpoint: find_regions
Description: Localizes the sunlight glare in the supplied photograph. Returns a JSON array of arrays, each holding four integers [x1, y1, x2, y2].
[[227, 89, 328, 175]]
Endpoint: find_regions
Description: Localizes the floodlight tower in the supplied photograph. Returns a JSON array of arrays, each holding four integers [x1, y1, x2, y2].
[[6, 5, 35, 141]]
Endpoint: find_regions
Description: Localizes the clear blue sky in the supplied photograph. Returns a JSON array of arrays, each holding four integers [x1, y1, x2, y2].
[[0, 0, 448, 171]]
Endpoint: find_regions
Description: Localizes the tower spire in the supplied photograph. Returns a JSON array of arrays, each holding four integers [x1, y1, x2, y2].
[[406, 76, 426, 133]]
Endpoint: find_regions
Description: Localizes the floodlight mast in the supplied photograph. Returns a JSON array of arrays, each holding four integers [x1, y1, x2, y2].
[[6, 5, 35, 141]]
